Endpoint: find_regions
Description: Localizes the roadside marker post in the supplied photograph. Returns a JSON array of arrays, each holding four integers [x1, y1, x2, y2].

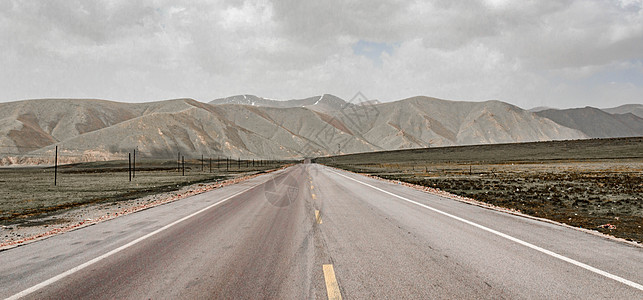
[[133, 149, 136, 179], [128, 153, 131, 182], [182, 156, 185, 176]]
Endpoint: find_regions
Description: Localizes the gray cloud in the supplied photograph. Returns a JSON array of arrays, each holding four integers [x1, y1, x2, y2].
[[0, 0, 641, 109]]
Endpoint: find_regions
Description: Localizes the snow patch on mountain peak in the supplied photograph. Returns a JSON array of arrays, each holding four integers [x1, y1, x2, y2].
[[313, 95, 324, 105]]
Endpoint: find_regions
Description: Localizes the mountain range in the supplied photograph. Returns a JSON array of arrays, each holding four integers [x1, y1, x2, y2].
[[535, 106, 643, 138], [0, 95, 641, 164]]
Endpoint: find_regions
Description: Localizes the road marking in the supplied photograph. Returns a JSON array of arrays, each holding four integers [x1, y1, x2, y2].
[[311, 185, 315, 190], [6, 183, 261, 300], [315, 210, 323, 224], [329, 169, 643, 292], [312, 193, 317, 200], [323, 264, 342, 300]]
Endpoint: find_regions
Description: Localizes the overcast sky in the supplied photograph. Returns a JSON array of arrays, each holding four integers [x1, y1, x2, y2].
[[1, 0, 642, 109]]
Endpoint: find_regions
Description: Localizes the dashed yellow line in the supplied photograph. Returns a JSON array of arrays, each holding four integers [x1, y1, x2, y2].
[[310, 185, 314, 190], [323, 264, 342, 300], [315, 210, 322, 224], [311, 193, 317, 200]]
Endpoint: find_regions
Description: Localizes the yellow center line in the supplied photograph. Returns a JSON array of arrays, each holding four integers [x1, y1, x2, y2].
[[311, 193, 317, 200], [323, 264, 342, 300], [315, 210, 322, 224], [310, 185, 314, 190]]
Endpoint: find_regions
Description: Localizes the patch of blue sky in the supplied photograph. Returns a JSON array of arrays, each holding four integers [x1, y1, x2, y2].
[[581, 60, 643, 87], [352, 40, 397, 66]]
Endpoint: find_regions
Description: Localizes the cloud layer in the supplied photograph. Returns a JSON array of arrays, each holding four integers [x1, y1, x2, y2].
[[1, 0, 642, 108]]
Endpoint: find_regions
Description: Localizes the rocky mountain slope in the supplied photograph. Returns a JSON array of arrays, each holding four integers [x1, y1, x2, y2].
[[0, 98, 195, 155], [535, 107, 643, 138], [4, 94, 639, 164]]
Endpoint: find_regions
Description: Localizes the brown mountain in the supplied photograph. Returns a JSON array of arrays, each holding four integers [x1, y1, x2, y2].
[[0, 98, 195, 154], [0, 96, 593, 164]]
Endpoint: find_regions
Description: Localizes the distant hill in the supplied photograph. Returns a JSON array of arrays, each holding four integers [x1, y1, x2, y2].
[[535, 107, 643, 138], [528, 106, 554, 113], [603, 104, 643, 118], [8, 95, 643, 165]]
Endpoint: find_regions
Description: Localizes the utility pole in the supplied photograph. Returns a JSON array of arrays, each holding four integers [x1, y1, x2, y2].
[[128, 153, 132, 182], [54, 146, 58, 186]]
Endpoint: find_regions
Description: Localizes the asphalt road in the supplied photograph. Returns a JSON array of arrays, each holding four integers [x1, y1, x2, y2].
[[1, 163, 642, 299]]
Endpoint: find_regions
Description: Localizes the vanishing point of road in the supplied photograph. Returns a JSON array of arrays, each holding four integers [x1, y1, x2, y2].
[[1, 163, 642, 299]]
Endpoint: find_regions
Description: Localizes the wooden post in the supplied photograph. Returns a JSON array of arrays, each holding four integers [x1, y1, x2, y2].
[[133, 149, 136, 179], [238, 158, 240, 169], [217, 156, 220, 170], [226, 157, 229, 171], [209, 157, 212, 173], [54, 146, 58, 186], [129, 153, 132, 182], [178, 152, 180, 172], [182, 156, 185, 176], [201, 154, 204, 172]]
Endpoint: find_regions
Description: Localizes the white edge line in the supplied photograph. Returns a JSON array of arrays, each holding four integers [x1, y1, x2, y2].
[[6, 184, 257, 300], [328, 168, 643, 292]]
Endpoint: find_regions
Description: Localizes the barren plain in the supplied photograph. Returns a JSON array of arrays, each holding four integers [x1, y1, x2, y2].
[[316, 137, 643, 243]]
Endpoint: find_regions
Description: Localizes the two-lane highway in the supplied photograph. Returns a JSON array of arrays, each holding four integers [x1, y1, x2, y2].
[[1, 164, 642, 299]]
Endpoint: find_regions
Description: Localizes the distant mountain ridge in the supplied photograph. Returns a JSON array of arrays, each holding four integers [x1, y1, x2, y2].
[[535, 107, 643, 138], [0, 94, 640, 164], [603, 104, 643, 118], [209, 94, 349, 112]]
